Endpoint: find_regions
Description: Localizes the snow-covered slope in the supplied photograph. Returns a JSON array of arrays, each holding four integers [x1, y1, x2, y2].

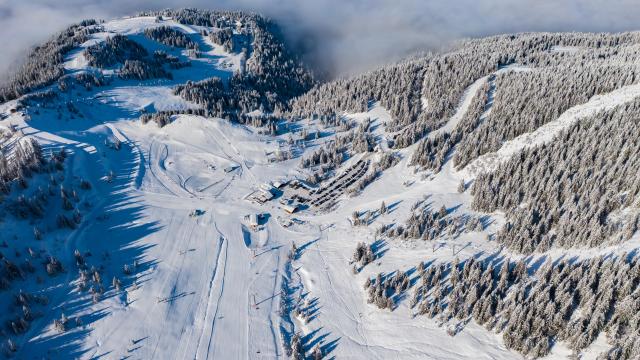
[[2, 10, 640, 360]]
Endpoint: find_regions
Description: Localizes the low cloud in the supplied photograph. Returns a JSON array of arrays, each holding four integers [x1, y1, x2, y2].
[[1, 0, 639, 79]]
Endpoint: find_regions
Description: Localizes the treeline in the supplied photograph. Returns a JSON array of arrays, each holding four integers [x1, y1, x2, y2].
[[290, 32, 640, 150], [119, 59, 171, 80], [0, 20, 100, 102], [153, 50, 191, 70], [410, 81, 490, 171], [405, 255, 640, 359], [172, 66, 310, 123], [141, 8, 315, 115], [299, 118, 374, 170], [0, 139, 95, 243], [420, 31, 640, 137], [472, 100, 640, 253], [143, 26, 198, 50], [243, 14, 314, 109], [139, 107, 280, 128], [289, 60, 426, 133], [2, 144, 76, 223], [0, 139, 45, 194], [85, 35, 191, 80], [172, 76, 261, 118], [139, 8, 260, 28], [454, 63, 639, 168], [209, 28, 251, 53], [4, 8, 313, 123], [381, 203, 483, 241], [84, 34, 148, 68], [58, 72, 107, 92]]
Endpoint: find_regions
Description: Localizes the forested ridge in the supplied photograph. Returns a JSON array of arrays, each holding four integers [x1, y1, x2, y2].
[[0, 20, 100, 102]]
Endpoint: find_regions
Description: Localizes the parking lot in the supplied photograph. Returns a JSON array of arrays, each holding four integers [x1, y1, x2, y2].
[[308, 159, 369, 209]]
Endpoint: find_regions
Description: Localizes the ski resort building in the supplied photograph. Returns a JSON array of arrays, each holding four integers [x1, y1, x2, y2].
[[248, 214, 259, 229], [282, 204, 299, 214]]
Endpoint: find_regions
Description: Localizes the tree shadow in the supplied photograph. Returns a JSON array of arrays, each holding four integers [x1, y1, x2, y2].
[[13, 124, 163, 358], [370, 239, 388, 260], [321, 337, 340, 358], [300, 326, 340, 359], [386, 200, 402, 214], [295, 237, 320, 259]]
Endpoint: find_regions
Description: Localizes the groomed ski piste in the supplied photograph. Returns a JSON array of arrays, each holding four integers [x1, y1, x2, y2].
[[2, 15, 640, 360]]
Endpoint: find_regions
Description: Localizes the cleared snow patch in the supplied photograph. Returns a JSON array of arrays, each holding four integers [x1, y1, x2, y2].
[[102, 16, 165, 35], [95, 86, 197, 113]]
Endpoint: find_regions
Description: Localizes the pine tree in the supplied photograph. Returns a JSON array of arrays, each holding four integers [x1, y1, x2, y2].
[[380, 201, 387, 215]]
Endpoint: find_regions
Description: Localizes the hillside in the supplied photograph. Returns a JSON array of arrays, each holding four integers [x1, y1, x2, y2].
[[1, 8, 640, 360]]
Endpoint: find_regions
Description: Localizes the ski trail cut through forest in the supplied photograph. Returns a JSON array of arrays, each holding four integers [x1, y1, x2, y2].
[[429, 75, 490, 138], [429, 64, 529, 140], [462, 82, 640, 178]]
